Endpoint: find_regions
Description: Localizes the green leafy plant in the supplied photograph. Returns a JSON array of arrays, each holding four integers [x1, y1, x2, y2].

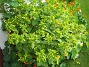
[[2, 41, 23, 67], [1, 0, 88, 67]]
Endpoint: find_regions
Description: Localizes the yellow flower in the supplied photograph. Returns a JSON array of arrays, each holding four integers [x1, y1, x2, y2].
[[64, 51, 68, 56], [77, 8, 81, 12], [84, 31, 88, 34], [80, 43, 83, 47], [56, 55, 60, 59], [76, 61, 80, 64]]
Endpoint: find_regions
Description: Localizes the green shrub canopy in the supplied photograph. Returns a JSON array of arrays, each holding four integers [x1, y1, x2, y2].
[[2, 0, 88, 67]]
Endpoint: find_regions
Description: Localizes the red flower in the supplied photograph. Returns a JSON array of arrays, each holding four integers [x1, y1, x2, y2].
[[24, 62, 27, 65], [55, 4, 59, 7], [33, 65, 37, 67], [68, 3, 72, 6]]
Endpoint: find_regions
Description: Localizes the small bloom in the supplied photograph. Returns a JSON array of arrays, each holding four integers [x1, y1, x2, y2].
[[41, 0, 46, 3], [55, 4, 59, 7], [6, 8, 10, 11], [72, 10, 75, 13], [30, 16, 32, 20], [84, 31, 88, 34], [68, 3, 72, 6], [77, 61, 80, 64], [80, 33, 82, 35], [33, 65, 37, 67], [24, 62, 27, 65], [77, 8, 81, 12], [24, 0, 30, 5], [71, 2, 75, 6], [36, 4, 39, 6], [80, 42, 83, 47], [4, 3, 10, 6], [56, 55, 60, 59], [64, 52, 68, 56]]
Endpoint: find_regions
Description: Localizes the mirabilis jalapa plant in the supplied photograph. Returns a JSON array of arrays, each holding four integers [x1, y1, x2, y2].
[[1, 0, 88, 67]]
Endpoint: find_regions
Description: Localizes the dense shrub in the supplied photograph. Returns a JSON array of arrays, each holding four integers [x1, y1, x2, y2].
[[1, 0, 88, 67]]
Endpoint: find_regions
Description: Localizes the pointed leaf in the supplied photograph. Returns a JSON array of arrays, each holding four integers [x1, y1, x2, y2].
[[9, 1, 19, 7], [32, 20, 38, 26], [27, 26, 32, 32], [60, 62, 66, 67]]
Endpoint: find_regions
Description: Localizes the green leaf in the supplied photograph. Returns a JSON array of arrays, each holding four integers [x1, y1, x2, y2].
[[27, 20, 31, 24], [32, 20, 38, 26], [2, 0, 11, 2], [86, 42, 89, 48], [11, 62, 22, 67], [42, 63, 49, 67], [16, 43, 22, 51], [2, 47, 9, 55], [60, 62, 66, 67], [71, 49, 79, 59], [31, 43, 35, 49], [4, 13, 12, 18], [3, 61, 10, 67], [27, 26, 32, 32], [67, 53, 70, 59], [23, 45, 29, 52], [9, 1, 19, 7], [3, 54, 11, 61], [11, 51, 17, 60], [52, 63, 55, 67], [27, 64, 32, 67], [76, 45, 81, 52], [4, 41, 9, 47]]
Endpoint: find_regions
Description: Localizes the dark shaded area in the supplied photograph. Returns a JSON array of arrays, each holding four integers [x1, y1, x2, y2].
[[0, 48, 3, 67]]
